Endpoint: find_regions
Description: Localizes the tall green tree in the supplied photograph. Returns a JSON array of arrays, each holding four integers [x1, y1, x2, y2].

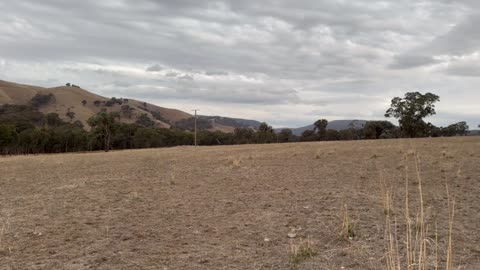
[[314, 119, 328, 140], [0, 124, 17, 153], [233, 128, 255, 144], [87, 112, 119, 152], [364, 121, 398, 139], [300, 129, 317, 142], [256, 122, 276, 143], [385, 92, 440, 138], [278, 128, 294, 143]]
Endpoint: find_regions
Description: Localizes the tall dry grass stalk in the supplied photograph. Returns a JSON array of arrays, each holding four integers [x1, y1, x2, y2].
[[0, 213, 10, 251], [379, 170, 394, 216], [385, 152, 455, 270], [340, 204, 355, 239]]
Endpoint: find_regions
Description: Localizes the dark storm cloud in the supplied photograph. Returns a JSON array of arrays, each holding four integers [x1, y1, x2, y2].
[[1, 0, 479, 127]]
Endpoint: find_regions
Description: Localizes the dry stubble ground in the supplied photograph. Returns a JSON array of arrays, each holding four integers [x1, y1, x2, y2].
[[0, 137, 479, 269]]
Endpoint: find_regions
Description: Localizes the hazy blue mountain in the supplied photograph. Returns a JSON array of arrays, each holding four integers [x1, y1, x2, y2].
[[200, 115, 262, 129], [276, 120, 367, 136]]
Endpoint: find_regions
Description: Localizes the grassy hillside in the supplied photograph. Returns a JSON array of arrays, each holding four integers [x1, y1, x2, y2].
[[0, 80, 199, 130]]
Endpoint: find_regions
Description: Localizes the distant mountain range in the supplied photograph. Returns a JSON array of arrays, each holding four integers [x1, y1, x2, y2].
[[199, 115, 262, 130], [275, 120, 367, 136]]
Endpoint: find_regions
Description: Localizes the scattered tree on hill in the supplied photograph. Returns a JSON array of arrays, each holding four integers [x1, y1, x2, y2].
[[82, 100, 87, 106], [105, 97, 124, 107], [30, 93, 55, 107], [66, 83, 71, 87], [135, 114, 155, 127], [46, 113, 64, 127], [121, 105, 134, 119], [66, 110, 76, 122], [93, 100, 102, 107], [150, 111, 170, 124], [385, 92, 440, 138]]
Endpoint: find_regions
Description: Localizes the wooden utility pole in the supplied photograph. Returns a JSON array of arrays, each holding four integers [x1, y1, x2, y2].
[[192, 109, 199, 146]]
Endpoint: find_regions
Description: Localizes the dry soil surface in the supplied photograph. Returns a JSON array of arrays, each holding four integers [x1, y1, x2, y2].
[[0, 137, 479, 269]]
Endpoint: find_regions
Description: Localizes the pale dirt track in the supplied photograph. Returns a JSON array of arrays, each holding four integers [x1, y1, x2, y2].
[[0, 137, 479, 269]]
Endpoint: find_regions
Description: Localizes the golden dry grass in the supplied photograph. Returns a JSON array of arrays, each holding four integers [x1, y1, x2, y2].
[[0, 137, 479, 269]]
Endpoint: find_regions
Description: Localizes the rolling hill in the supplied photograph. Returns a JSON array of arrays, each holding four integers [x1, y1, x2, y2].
[[0, 80, 230, 131]]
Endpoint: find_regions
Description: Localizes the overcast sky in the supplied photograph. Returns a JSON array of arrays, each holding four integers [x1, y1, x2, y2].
[[1, 0, 479, 128]]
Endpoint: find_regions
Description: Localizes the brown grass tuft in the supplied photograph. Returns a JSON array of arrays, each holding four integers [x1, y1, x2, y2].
[[289, 239, 316, 265]]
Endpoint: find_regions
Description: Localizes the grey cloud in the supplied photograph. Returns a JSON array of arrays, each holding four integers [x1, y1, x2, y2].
[[165, 72, 180, 77], [103, 85, 299, 105], [205, 71, 229, 76], [444, 60, 480, 77], [425, 14, 480, 56], [1, 0, 479, 127], [146, 64, 163, 72], [390, 12, 480, 69], [389, 55, 440, 69]]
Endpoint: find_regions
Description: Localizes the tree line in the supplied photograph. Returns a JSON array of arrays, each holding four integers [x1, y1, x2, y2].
[[0, 91, 474, 155]]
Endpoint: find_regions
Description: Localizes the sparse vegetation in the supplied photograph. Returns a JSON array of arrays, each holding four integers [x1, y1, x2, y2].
[[135, 113, 155, 127], [289, 239, 316, 265], [30, 93, 55, 107], [120, 104, 134, 119]]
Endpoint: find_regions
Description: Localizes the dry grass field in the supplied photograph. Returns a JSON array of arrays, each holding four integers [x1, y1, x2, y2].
[[0, 137, 479, 269]]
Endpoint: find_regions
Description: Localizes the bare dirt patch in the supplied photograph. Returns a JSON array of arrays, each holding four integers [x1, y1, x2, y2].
[[0, 137, 479, 269]]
